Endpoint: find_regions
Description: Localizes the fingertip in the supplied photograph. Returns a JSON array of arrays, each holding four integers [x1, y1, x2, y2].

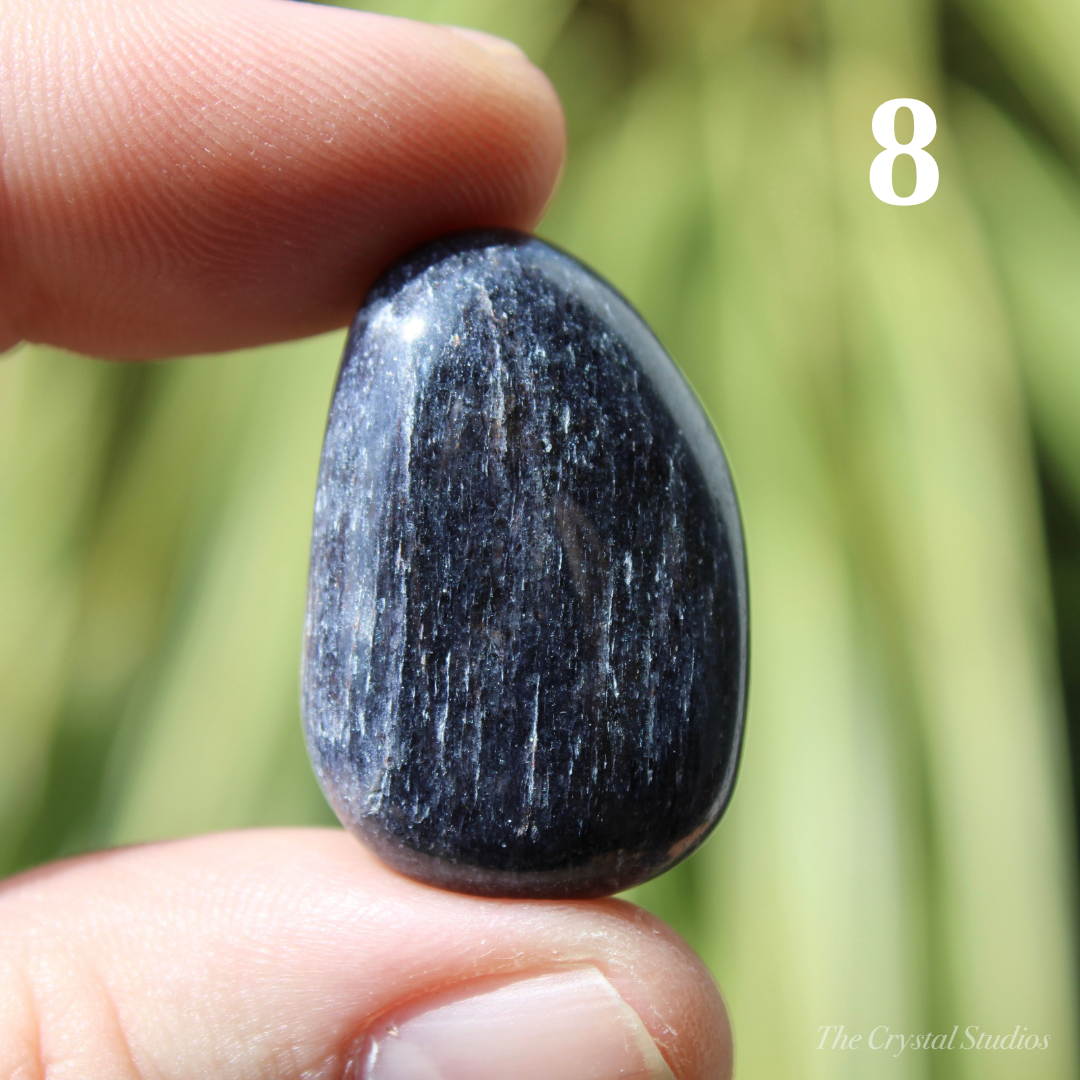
[[593, 897, 733, 1080], [0, 0, 567, 358], [0, 829, 730, 1080]]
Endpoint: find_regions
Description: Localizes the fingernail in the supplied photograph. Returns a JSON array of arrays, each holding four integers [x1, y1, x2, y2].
[[360, 966, 676, 1080], [445, 25, 530, 63]]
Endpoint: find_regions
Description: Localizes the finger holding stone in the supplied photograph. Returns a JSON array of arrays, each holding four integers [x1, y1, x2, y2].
[[0, 829, 731, 1080], [0, 0, 565, 358]]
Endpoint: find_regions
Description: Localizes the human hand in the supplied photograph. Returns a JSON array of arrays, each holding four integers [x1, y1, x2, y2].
[[0, 3, 732, 1078]]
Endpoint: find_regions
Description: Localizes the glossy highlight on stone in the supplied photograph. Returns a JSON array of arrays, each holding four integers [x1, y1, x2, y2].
[[302, 230, 748, 899]]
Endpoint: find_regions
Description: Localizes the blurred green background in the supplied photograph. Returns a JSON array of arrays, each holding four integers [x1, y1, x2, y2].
[[3, 0, 1080, 1076]]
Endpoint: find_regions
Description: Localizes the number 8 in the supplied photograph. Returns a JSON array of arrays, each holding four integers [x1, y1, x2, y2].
[[869, 99, 939, 206]]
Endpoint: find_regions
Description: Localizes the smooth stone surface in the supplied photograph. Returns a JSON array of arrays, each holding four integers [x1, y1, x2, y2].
[[302, 230, 748, 899]]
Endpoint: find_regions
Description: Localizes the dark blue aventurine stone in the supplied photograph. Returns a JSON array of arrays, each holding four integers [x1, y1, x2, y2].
[[302, 230, 748, 899]]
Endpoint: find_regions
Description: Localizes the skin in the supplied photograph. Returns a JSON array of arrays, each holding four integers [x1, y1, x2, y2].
[[0, 2, 734, 1078]]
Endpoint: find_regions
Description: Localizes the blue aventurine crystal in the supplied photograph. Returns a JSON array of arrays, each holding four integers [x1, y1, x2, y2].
[[303, 230, 748, 898]]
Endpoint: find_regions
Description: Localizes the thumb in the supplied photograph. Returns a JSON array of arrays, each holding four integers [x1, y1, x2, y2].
[[0, 830, 731, 1080]]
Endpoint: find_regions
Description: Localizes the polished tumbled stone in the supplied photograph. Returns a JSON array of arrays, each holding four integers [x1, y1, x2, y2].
[[302, 230, 748, 899]]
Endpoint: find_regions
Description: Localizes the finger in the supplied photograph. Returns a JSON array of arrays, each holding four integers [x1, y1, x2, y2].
[[0, 0, 565, 358], [0, 829, 731, 1080]]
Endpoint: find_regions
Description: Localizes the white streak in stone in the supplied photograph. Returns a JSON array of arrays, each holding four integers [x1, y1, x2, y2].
[[436, 649, 451, 754], [522, 675, 541, 833], [599, 556, 614, 697]]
